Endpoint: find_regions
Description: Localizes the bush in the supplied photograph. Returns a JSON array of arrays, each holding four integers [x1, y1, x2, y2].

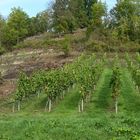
[[0, 46, 6, 55], [14, 38, 46, 49], [61, 36, 71, 57], [0, 72, 3, 84]]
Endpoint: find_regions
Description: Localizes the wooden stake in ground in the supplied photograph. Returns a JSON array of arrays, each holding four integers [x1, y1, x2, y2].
[[110, 66, 121, 115], [81, 98, 84, 112], [48, 98, 52, 112], [78, 99, 84, 112], [115, 99, 118, 114]]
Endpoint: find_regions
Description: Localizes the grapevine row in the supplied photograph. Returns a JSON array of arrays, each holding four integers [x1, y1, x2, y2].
[[13, 54, 97, 112], [110, 65, 121, 114], [125, 53, 140, 92]]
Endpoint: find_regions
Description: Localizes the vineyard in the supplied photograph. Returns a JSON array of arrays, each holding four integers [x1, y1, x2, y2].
[[0, 53, 140, 140]]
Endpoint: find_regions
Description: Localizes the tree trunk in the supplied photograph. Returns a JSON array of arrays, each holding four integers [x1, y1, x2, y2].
[[17, 101, 21, 111], [89, 93, 91, 101], [68, 87, 70, 92], [78, 103, 81, 113], [72, 84, 75, 89], [85, 95, 88, 103], [60, 92, 64, 100], [37, 92, 40, 98], [12, 102, 15, 113], [136, 85, 139, 91], [94, 85, 96, 90], [45, 100, 48, 111], [63, 91, 65, 98], [17, 37, 19, 44], [56, 96, 59, 104], [130, 62, 133, 67]]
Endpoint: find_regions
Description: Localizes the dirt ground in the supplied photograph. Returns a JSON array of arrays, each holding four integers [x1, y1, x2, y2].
[[0, 49, 136, 100], [0, 80, 16, 98], [0, 48, 79, 100]]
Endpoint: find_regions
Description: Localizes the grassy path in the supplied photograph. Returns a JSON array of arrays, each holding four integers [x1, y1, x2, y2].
[[85, 68, 113, 117], [95, 69, 112, 110], [120, 69, 140, 116], [1, 69, 140, 140], [52, 86, 81, 115], [52, 68, 113, 117]]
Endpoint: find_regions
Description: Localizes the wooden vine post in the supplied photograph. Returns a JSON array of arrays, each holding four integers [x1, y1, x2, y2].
[[110, 67, 121, 114]]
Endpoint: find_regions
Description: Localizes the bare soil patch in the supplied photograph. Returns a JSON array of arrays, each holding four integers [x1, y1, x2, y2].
[[0, 48, 79, 99]]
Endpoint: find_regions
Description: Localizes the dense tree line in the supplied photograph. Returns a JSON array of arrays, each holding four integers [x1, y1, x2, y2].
[[51, 0, 98, 34], [110, 0, 140, 42], [0, 0, 140, 51], [0, 7, 49, 49]]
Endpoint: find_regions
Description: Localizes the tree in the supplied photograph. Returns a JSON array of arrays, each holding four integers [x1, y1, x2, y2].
[[28, 17, 38, 36], [0, 15, 5, 47], [3, 7, 29, 46], [91, 1, 107, 28], [35, 10, 49, 33], [69, 0, 97, 28], [110, 66, 121, 114], [52, 0, 69, 35], [69, 0, 88, 28], [110, 0, 140, 42], [29, 11, 49, 36], [84, 0, 98, 20], [51, 0, 99, 34], [51, 0, 98, 34], [86, 1, 107, 38], [61, 36, 71, 57]]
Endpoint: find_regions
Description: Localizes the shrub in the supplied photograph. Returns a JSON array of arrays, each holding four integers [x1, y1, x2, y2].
[[0, 72, 3, 85], [0, 46, 6, 55], [61, 36, 71, 57]]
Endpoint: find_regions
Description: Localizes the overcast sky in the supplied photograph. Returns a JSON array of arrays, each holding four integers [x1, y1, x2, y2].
[[0, 0, 116, 17]]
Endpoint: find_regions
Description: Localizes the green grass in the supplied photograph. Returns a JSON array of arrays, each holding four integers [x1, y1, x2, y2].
[[0, 68, 140, 140], [52, 86, 81, 114], [120, 69, 140, 116], [84, 69, 113, 118]]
